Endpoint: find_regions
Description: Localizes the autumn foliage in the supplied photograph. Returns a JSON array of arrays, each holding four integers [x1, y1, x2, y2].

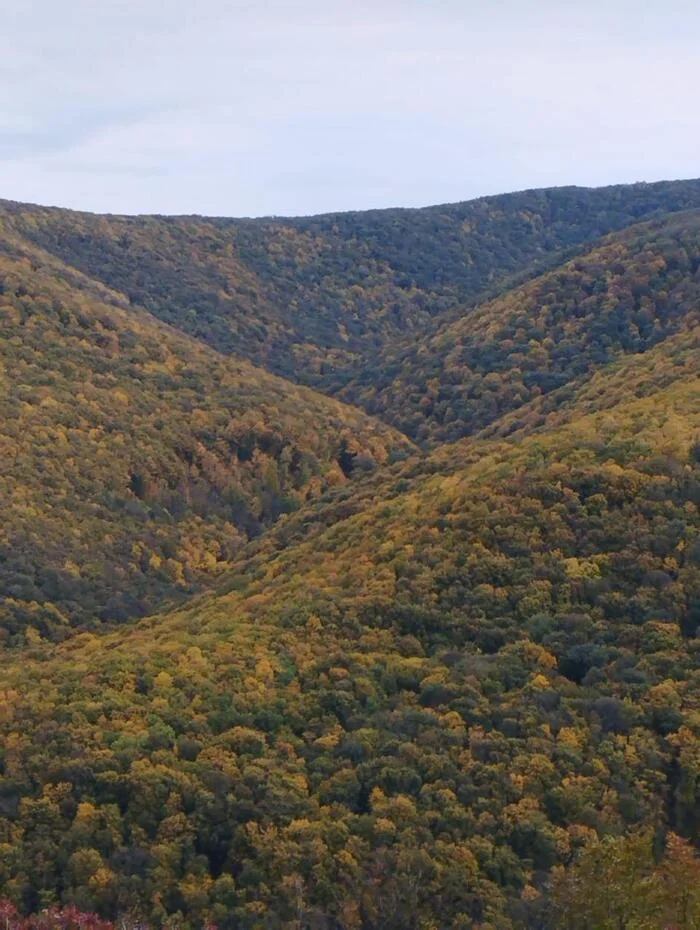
[[0, 184, 700, 928]]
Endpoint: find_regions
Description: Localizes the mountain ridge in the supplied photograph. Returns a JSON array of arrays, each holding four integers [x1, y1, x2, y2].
[[342, 208, 700, 443], [5, 178, 700, 395], [1, 179, 700, 928]]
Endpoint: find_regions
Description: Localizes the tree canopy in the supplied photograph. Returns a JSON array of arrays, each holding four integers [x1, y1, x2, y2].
[[1, 182, 700, 928]]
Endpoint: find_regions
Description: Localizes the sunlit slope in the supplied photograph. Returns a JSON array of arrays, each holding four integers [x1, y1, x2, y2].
[[0, 329, 698, 927], [0, 234, 412, 635], [344, 210, 700, 443], [5, 179, 700, 390]]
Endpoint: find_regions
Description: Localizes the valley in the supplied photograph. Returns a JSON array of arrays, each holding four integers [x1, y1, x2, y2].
[[0, 181, 699, 928]]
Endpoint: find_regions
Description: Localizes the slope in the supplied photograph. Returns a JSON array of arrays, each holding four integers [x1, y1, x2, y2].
[[0, 232, 412, 637], [4, 179, 700, 392], [0, 323, 698, 928], [343, 209, 700, 443]]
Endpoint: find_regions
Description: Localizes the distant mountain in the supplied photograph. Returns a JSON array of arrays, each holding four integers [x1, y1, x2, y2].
[[0, 232, 411, 636], [343, 210, 700, 443], [4, 179, 700, 392]]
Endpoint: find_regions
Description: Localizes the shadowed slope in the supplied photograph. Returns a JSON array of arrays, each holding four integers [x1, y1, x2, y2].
[[0, 233, 412, 635], [343, 210, 700, 443], [4, 179, 700, 391]]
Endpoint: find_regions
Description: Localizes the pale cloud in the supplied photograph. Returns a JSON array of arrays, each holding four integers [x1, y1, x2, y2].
[[1, 0, 698, 215]]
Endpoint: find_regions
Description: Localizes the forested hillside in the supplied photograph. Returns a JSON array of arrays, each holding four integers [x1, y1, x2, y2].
[[5, 179, 700, 391], [0, 232, 411, 636], [343, 211, 700, 443], [0, 309, 698, 926], [1, 182, 700, 929]]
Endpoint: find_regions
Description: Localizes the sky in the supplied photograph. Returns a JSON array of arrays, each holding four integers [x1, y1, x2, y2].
[[2, 0, 699, 217]]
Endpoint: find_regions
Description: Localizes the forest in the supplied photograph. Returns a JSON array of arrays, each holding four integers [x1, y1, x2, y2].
[[0, 180, 700, 928]]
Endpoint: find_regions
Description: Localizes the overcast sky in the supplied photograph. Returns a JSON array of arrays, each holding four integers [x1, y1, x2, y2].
[[2, 0, 698, 217]]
